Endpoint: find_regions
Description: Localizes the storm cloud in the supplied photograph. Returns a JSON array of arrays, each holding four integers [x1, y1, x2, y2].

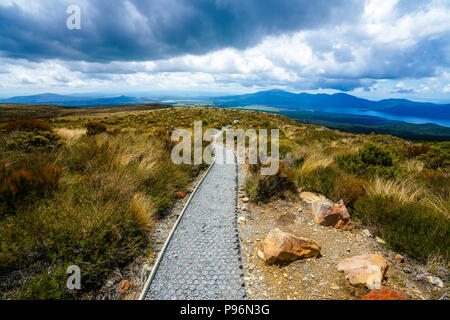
[[0, 0, 363, 62], [0, 0, 449, 100]]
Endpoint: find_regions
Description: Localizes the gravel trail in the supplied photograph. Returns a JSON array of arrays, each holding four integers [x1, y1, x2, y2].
[[144, 144, 246, 300]]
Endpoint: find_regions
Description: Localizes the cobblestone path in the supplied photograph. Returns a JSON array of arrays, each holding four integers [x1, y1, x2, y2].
[[145, 145, 246, 300]]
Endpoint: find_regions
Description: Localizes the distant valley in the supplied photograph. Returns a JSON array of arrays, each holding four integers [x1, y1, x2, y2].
[[2, 90, 450, 140]]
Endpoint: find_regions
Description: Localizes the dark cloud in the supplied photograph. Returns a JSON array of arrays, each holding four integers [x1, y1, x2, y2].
[[0, 0, 363, 62], [309, 78, 377, 92], [391, 88, 416, 94]]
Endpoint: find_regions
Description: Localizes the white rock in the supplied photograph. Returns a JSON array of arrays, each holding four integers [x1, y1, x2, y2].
[[375, 236, 386, 244], [427, 276, 444, 288], [237, 216, 246, 223], [257, 249, 265, 260], [361, 229, 372, 238]]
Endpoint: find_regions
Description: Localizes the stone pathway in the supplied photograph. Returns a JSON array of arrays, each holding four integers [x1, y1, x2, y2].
[[144, 145, 246, 300]]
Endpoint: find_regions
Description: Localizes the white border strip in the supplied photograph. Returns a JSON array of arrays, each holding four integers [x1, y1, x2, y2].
[[138, 158, 216, 300]]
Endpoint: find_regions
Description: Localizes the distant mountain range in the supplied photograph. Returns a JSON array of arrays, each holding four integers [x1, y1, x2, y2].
[[2, 89, 449, 121], [0, 93, 153, 107], [213, 89, 450, 120]]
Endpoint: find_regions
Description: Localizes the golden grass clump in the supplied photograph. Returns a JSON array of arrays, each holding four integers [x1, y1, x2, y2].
[[54, 128, 86, 142], [300, 153, 334, 176], [130, 193, 157, 231], [364, 176, 424, 205]]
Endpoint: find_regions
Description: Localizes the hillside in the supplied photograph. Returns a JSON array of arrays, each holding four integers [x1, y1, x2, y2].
[[0, 94, 154, 107], [0, 105, 448, 300], [213, 89, 450, 120]]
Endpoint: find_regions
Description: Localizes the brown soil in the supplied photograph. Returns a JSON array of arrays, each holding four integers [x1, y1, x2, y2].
[[237, 196, 444, 300]]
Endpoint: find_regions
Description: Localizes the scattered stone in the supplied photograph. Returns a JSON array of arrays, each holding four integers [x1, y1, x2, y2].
[[311, 199, 354, 231], [237, 216, 246, 224], [427, 276, 444, 288], [403, 267, 412, 274], [176, 191, 186, 199], [263, 228, 321, 264], [337, 254, 389, 289], [375, 236, 386, 244], [361, 229, 372, 238], [330, 284, 340, 290], [362, 287, 408, 300], [257, 250, 265, 260], [297, 207, 303, 212], [394, 254, 405, 263], [242, 197, 250, 203]]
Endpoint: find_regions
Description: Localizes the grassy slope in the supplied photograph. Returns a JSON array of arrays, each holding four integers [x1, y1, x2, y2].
[[221, 106, 450, 141], [0, 105, 448, 299], [0, 103, 169, 123]]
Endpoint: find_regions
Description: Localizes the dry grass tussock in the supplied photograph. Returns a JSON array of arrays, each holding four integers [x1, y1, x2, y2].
[[364, 176, 424, 204], [54, 128, 86, 142], [364, 176, 449, 217], [300, 152, 334, 176]]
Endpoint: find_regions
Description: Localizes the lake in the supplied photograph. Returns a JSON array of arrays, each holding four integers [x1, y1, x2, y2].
[[322, 108, 450, 127]]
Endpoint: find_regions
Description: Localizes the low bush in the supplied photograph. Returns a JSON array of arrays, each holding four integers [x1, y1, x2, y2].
[[244, 161, 297, 202], [2, 119, 52, 132], [359, 143, 393, 166], [299, 166, 341, 199], [406, 144, 430, 158], [418, 147, 450, 169], [0, 163, 62, 217], [337, 143, 403, 179], [2, 131, 62, 152], [85, 121, 107, 135], [354, 195, 450, 260], [332, 175, 366, 207]]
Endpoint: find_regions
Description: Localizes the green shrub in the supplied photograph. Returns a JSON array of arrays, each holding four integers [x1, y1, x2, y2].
[[0, 180, 149, 288], [332, 175, 366, 207], [2, 130, 61, 152], [16, 266, 75, 300], [299, 166, 341, 199], [359, 143, 393, 166], [337, 143, 402, 179], [354, 195, 450, 260], [414, 169, 450, 199], [336, 153, 364, 175], [244, 161, 297, 202], [418, 147, 450, 169]]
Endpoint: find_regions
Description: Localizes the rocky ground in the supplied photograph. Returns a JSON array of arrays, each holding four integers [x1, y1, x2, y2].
[[236, 164, 448, 300]]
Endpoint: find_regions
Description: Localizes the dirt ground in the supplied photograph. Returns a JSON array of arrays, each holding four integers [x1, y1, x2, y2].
[[236, 167, 448, 300]]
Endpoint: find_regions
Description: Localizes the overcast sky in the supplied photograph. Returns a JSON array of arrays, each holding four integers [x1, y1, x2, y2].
[[0, 0, 449, 101]]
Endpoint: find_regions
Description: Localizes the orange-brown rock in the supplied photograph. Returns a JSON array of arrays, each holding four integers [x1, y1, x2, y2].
[[362, 287, 408, 300], [312, 199, 354, 231], [263, 228, 321, 264], [118, 280, 133, 293], [176, 191, 186, 199], [337, 254, 388, 289]]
